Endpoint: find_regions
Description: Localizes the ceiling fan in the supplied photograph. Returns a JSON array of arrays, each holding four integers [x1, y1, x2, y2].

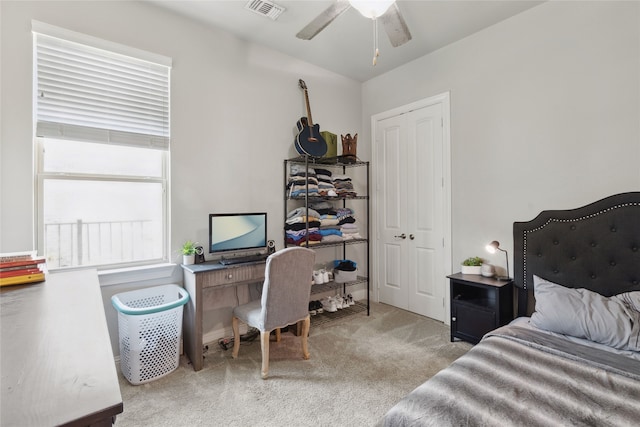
[[296, 0, 412, 64]]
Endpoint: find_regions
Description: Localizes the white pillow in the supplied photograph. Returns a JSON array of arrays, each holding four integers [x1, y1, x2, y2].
[[530, 275, 640, 351]]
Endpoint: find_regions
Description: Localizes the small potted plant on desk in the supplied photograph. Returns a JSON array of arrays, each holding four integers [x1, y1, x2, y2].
[[461, 256, 483, 275], [181, 240, 197, 265]]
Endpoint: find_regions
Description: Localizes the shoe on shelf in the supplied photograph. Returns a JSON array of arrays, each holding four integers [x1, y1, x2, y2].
[[314, 300, 324, 314], [321, 269, 329, 283], [347, 294, 355, 306], [313, 270, 324, 285], [308, 301, 317, 316], [321, 297, 337, 313], [333, 295, 343, 310]]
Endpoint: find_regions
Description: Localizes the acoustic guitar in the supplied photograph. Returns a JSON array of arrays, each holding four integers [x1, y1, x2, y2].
[[295, 79, 327, 157]]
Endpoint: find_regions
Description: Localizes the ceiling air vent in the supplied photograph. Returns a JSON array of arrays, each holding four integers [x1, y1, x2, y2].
[[244, 0, 285, 21]]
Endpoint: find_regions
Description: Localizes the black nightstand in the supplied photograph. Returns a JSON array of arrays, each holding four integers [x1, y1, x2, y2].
[[448, 273, 514, 344]]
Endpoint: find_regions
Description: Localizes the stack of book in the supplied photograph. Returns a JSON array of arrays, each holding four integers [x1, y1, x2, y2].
[[0, 252, 47, 287]]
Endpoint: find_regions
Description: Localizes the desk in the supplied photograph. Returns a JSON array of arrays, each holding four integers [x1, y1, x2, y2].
[[181, 261, 265, 371], [1, 270, 123, 426]]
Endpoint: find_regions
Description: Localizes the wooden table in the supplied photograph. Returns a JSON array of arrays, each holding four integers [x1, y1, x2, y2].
[[1, 269, 123, 426]]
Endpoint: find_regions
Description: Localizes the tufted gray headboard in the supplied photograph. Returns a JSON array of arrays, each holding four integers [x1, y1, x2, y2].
[[513, 192, 640, 316]]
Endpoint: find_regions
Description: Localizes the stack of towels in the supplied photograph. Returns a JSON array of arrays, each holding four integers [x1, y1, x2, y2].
[[285, 207, 321, 246], [286, 164, 319, 197], [286, 164, 357, 198], [310, 201, 343, 243], [314, 167, 337, 197], [285, 163, 361, 245], [285, 204, 362, 246], [332, 174, 357, 198], [336, 208, 361, 240]]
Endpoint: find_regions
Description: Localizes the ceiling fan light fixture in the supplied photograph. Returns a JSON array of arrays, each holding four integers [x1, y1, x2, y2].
[[349, 0, 395, 19]]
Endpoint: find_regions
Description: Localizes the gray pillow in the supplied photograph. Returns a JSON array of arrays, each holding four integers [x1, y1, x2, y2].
[[530, 275, 640, 351]]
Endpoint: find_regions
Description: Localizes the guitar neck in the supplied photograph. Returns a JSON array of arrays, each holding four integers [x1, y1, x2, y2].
[[303, 89, 314, 127]]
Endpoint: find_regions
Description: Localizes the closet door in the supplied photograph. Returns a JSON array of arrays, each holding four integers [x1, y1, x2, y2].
[[377, 114, 408, 309], [376, 104, 445, 321]]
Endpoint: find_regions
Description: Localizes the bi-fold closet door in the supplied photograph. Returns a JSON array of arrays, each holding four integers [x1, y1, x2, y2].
[[375, 102, 446, 321]]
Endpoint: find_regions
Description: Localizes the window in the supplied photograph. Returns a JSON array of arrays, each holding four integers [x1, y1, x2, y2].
[[34, 23, 171, 270]]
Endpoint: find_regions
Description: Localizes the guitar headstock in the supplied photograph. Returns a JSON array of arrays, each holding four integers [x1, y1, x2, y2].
[[298, 79, 307, 90]]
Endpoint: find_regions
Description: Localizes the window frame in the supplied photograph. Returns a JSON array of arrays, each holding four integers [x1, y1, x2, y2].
[[33, 22, 171, 271], [35, 139, 170, 271]]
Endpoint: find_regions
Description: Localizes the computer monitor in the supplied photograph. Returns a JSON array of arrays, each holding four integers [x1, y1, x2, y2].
[[208, 212, 267, 254]]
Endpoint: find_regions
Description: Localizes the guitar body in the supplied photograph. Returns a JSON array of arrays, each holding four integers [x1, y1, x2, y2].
[[294, 79, 328, 158], [295, 117, 327, 157]]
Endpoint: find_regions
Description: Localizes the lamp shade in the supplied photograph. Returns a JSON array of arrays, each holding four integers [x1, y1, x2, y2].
[[349, 0, 395, 19], [486, 240, 500, 253]]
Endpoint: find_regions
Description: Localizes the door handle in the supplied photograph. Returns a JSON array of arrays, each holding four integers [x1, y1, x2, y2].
[[409, 234, 415, 240], [394, 233, 406, 239]]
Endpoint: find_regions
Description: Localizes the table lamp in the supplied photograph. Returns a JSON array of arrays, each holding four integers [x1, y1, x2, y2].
[[485, 240, 510, 281]]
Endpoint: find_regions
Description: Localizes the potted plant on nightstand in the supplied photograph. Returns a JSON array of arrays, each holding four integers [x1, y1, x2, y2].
[[181, 240, 197, 265], [461, 256, 483, 275]]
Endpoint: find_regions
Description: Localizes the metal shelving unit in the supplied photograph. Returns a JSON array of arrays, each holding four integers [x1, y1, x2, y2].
[[284, 155, 370, 315]]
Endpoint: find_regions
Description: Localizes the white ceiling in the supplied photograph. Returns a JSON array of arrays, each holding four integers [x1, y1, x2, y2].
[[147, 0, 544, 82]]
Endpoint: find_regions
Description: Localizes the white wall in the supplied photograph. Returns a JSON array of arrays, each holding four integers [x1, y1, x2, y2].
[[0, 1, 361, 354], [2, 0, 639, 356], [362, 1, 640, 281]]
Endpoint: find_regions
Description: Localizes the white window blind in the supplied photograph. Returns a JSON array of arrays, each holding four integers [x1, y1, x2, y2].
[[35, 32, 171, 150]]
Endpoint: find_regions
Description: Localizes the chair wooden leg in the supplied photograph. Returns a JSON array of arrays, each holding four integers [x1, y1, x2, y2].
[[275, 328, 281, 342], [231, 316, 241, 358], [260, 330, 270, 379], [301, 315, 310, 360]]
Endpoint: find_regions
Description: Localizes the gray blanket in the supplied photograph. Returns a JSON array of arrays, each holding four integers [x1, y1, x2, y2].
[[378, 325, 640, 426]]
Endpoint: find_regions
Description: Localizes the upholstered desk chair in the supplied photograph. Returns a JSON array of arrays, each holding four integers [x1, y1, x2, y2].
[[232, 247, 315, 379]]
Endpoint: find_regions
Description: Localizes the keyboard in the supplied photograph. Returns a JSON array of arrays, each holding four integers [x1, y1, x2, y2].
[[219, 254, 267, 266]]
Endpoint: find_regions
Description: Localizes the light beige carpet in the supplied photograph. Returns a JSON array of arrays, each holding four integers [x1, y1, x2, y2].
[[116, 301, 471, 426]]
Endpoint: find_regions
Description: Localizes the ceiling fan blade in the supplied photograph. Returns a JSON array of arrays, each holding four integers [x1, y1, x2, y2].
[[296, 0, 352, 40], [380, 2, 412, 47]]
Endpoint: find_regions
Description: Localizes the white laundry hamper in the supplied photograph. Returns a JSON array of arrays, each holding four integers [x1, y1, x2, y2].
[[111, 284, 189, 385]]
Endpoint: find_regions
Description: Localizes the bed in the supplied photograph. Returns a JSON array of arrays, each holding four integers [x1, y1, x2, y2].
[[379, 192, 640, 426]]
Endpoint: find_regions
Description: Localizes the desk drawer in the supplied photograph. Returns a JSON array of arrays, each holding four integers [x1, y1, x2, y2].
[[200, 264, 264, 288]]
